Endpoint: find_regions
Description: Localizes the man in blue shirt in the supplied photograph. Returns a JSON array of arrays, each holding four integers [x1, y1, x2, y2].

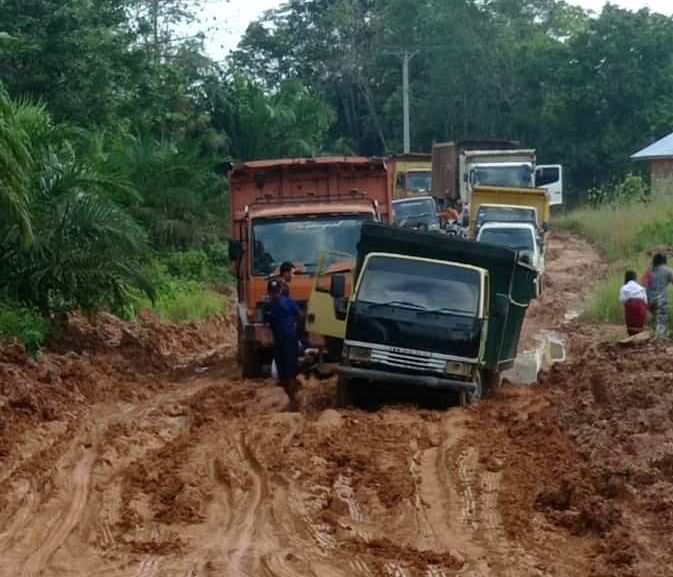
[[266, 279, 303, 411]]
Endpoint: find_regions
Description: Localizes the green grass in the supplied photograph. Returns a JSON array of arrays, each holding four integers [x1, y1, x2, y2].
[[0, 299, 51, 355], [556, 194, 673, 261], [557, 190, 673, 327], [141, 281, 227, 324], [128, 255, 229, 324]]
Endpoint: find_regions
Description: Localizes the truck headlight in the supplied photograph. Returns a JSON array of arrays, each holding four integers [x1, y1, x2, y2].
[[429, 222, 440, 230], [346, 345, 371, 362], [444, 360, 473, 377]]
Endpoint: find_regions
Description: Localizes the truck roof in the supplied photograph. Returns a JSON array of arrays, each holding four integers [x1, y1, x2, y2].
[[465, 149, 535, 156], [393, 196, 434, 204], [246, 202, 377, 220], [389, 153, 431, 161], [471, 161, 533, 168], [478, 222, 538, 232], [478, 203, 537, 212], [230, 156, 385, 174], [356, 222, 522, 283]]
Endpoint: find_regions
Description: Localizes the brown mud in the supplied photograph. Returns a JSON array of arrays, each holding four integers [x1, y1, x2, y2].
[[0, 233, 670, 577]]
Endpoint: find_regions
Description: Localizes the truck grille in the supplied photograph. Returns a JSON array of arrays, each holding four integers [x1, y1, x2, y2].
[[370, 348, 445, 373]]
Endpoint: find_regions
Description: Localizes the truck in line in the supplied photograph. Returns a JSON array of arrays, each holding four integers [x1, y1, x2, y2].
[[431, 141, 563, 208], [388, 153, 432, 200], [310, 222, 537, 406], [469, 186, 550, 238], [476, 222, 545, 296], [392, 196, 441, 231], [227, 157, 392, 377]]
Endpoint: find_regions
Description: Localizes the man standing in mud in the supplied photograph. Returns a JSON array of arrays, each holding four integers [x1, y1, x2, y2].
[[646, 253, 673, 339], [266, 279, 303, 411]]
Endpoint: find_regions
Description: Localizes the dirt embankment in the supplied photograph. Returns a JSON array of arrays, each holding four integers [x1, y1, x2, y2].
[[1, 232, 673, 577]]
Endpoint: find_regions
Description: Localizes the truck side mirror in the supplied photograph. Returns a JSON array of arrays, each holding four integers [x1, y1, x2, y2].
[[228, 239, 242, 262], [493, 294, 509, 318], [330, 274, 346, 299], [462, 212, 469, 228]]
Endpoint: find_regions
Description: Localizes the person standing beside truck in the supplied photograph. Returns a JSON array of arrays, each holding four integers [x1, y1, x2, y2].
[[619, 270, 648, 336], [644, 253, 673, 339], [266, 279, 303, 412], [278, 261, 295, 297], [277, 260, 311, 350]]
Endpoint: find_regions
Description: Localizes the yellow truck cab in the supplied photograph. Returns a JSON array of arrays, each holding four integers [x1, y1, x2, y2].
[[469, 186, 550, 239], [388, 154, 432, 200]]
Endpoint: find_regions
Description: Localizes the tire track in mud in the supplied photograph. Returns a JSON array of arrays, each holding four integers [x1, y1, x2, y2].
[[20, 445, 96, 577], [225, 433, 269, 576], [2, 375, 243, 577]]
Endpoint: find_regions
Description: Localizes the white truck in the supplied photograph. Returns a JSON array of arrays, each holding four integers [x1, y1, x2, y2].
[[431, 141, 564, 208], [476, 222, 545, 296]]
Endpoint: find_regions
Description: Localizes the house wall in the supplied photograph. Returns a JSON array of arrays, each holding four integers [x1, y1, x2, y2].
[[651, 158, 673, 196]]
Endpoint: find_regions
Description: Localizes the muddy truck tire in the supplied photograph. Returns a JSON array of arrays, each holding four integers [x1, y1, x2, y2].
[[461, 371, 483, 406], [336, 376, 381, 409], [336, 375, 356, 407], [238, 329, 264, 378]]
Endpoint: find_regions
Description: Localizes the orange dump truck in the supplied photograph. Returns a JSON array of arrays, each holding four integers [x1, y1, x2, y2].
[[227, 157, 392, 377]]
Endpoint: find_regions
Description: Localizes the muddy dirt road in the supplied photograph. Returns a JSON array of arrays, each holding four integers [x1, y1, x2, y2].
[[1, 233, 670, 577]]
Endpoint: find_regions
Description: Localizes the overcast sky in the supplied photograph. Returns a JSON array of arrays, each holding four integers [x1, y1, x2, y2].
[[191, 0, 673, 60]]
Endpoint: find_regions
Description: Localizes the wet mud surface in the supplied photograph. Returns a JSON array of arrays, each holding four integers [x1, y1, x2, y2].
[[1, 233, 670, 576]]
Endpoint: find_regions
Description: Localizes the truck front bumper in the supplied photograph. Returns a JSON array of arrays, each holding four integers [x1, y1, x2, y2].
[[339, 366, 477, 393]]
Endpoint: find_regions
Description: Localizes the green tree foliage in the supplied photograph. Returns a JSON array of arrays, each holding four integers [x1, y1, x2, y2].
[[205, 75, 336, 160], [103, 133, 226, 249], [0, 0, 141, 126]]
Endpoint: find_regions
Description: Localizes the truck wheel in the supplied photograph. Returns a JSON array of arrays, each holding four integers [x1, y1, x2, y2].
[[336, 375, 355, 408], [238, 329, 263, 378], [482, 369, 502, 392], [461, 371, 483, 406]]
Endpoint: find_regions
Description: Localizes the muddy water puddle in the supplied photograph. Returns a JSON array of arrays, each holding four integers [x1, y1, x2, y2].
[[505, 330, 567, 384]]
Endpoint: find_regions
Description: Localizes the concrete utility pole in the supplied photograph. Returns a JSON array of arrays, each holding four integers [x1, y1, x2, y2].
[[386, 49, 417, 154], [402, 51, 412, 154]]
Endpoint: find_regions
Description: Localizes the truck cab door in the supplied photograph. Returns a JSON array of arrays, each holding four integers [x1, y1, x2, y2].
[[306, 251, 354, 341], [535, 165, 563, 206]]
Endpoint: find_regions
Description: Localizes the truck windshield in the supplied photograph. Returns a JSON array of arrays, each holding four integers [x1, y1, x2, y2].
[[252, 215, 368, 276], [479, 228, 535, 252], [470, 165, 533, 188], [405, 170, 432, 193], [357, 256, 480, 316], [393, 198, 437, 223], [477, 206, 535, 227]]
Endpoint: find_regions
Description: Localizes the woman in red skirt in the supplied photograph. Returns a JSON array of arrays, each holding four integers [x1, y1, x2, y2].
[[619, 270, 648, 336]]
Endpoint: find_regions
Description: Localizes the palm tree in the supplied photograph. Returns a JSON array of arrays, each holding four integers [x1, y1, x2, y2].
[[107, 134, 223, 249], [0, 92, 154, 314], [0, 88, 33, 244]]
